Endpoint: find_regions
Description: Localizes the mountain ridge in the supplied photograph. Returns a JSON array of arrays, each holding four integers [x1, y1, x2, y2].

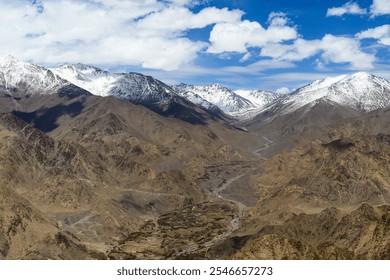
[[262, 72, 390, 117], [2, 56, 389, 123], [0, 55, 70, 95]]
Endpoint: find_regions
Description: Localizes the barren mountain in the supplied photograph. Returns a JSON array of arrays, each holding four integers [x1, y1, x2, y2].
[[0, 58, 256, 259], [208, 133, 390, 259]]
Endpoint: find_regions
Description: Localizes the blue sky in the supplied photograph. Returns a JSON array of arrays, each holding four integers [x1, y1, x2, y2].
[[0, 0, 389, 92]]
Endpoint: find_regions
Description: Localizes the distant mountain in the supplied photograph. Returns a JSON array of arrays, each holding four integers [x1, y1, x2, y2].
[[52, 66, 283, 117], [51, 64, 177, 104], [52, 64, 228, 125], [172, 83, 255, 115], [243, 72, 390, 157], [234, 89, 282, 108], [0, 55, 69, 95], [174, 73, 390, 120], [273, 72, 390, 115], [3, 57, 390, 122]]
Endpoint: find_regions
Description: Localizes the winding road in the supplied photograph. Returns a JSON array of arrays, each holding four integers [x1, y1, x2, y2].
[[253, 136, 274, 158]]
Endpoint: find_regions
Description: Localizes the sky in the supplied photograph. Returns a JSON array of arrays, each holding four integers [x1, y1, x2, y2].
[[0, 0, 389, 92]]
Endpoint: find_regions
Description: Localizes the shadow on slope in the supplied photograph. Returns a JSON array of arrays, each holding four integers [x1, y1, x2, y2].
[[12, 100, 85, 132]]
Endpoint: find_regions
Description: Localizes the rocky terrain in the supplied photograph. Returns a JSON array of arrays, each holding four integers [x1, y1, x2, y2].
[[0, 56, 389, 259]]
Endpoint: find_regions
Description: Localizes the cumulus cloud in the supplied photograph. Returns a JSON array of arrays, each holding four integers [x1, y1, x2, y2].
[[207, 13, 297, 53], [326, 1, 367, 17], [0, 0, 242, 70], [136, 7, 243, 35], [260, 35, 375, 70], [0, 0, 382, 73], [370, 0, 390, 16], [357, 25, 390, 46], [260, 38, 321, 61], [320, 35, 374, 69]]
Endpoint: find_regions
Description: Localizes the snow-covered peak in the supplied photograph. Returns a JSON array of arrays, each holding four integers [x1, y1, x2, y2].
[[52, 64, 115, 97], [0, 55, 68, 94], [173, 83, 255, 115], [56, 64, 111, 79], [52, 64, 176, 103], [0, 55, 19, 66], [235, 89, 282, 108], [279, 72, 390, 114], [108, 72, 175, 103]]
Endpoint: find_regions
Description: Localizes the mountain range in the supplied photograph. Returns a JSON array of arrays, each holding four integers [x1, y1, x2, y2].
[[2, 55, 390, 121], [0, 55, 389, 260]]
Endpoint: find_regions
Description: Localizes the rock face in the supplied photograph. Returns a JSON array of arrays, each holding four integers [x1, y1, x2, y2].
[[0, 56, 389, 260]]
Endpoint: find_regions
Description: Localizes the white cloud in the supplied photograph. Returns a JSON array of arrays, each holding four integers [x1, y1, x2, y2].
[[276, 87, 290, 95], [222, 59, 296, 74], [326, 1, 367, 17], [357, 25, 390, 46], [137, 59, 296, 90], [0, 0, 242, 71], [136, 6, 243, 35], [267, 12, 289, 25], [260, 35, 375, 70], [0, 0, 383, 74], [207, 13, 297, 53], [320, 35, 374, 69], [239, 52, 252, 62], [370, 0, 390, 16], [260, 38, 321, 61]]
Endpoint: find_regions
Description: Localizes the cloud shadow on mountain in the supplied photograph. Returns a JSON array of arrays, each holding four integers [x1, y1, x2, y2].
[[143, 101, 209, 126], [12, 101, 85, 132]]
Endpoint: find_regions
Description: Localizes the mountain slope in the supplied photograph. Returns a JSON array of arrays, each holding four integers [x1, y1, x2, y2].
[[51, 64, 227, 124], [0, 59, 256, 259], [235, 89, 282, 108], [243, 72, 390, 157], [51, 64, 176, 104], [208, 133, 390, 259], [172, 83, 255, 115], [271, 72, 390, 116], [0, 55, 70, 95]]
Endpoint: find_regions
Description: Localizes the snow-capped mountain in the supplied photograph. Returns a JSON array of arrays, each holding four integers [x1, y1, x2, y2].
[[3, 56, 390, 123], [51, 64, 176, 104], [172, 83, 255, 115], [235, 89, 282, 108], [168, 85, 219, 112], [50, 64, 115, 97], [0, 55, 69, 94], [270, 72, 390, 115]]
